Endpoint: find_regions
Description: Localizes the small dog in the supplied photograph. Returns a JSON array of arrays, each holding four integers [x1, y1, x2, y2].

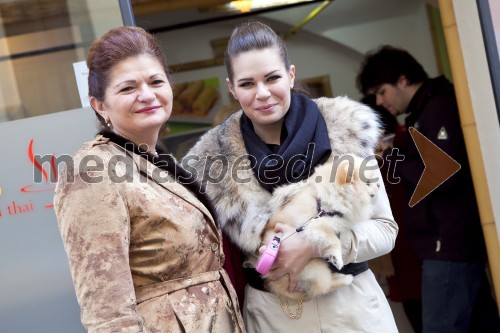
[[256, 154, 380, 302]]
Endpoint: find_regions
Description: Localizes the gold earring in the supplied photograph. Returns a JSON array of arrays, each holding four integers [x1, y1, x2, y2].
[[105, 117, 111, 127]]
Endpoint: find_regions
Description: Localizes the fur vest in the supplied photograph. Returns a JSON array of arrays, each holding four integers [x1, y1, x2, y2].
[[183, 96, 381, 254]]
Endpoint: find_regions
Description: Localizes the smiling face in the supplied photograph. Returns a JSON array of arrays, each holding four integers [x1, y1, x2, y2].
[[226, 47, 295, 143], [90, 54, 172, 146]]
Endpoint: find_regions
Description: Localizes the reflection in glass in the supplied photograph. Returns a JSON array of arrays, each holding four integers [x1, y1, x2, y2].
[[0, 0, 123, 122]]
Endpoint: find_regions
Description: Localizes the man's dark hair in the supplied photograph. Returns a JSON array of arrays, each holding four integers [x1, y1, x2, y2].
[[356, 45, 428, 95]]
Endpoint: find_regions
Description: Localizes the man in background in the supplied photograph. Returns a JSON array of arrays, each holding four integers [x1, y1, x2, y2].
[[357, 45, 499, 333]]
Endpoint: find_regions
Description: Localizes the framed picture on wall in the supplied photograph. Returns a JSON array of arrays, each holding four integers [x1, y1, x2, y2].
[[477, 0, 500, 123], [301, 75, 333, 98], [170, 77, 222, 124]]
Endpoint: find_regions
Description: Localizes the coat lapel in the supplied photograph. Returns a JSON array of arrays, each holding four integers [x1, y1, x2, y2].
[[127, 150, 217, 231]]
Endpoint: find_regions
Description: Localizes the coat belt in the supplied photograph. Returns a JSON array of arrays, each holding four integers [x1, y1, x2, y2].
[[135, 270, 221, 304]]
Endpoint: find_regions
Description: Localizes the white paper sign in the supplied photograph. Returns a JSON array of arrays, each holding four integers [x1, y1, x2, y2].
[[73, 61, 90, 108]]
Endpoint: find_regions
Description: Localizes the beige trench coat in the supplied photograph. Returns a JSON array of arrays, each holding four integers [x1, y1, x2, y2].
[[54, 135, 245, 333]]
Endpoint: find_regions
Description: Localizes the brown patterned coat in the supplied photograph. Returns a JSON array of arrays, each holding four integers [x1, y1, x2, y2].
[[54, 135, 245, 333]]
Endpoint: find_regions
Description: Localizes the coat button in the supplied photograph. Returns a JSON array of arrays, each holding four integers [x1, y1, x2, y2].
[[211, 243, 219, 252]]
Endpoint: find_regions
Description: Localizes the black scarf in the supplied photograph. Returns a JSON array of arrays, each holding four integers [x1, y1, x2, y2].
[[240, 92, 332, 192], [98, 129, 216, 218]]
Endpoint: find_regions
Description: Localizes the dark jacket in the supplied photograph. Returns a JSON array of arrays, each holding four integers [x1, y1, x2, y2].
[[395, 76, 486, 261]]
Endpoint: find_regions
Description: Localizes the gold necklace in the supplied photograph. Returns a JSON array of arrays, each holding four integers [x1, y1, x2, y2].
[[279, 296, 304, 319]]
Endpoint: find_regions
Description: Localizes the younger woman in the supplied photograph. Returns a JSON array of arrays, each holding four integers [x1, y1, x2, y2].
[[183, 21, 398, 332]]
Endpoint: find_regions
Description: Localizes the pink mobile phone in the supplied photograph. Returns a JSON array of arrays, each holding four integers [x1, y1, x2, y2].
[[256, 236, 281, 275]]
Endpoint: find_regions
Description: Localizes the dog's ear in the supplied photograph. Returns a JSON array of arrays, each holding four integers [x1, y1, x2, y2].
[[335, 160, 353, 185]]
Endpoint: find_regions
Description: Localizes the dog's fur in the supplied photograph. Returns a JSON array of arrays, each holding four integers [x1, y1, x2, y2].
[[253, 154, 380, 300]]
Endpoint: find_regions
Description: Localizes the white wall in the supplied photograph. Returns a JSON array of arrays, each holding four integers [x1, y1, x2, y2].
[[322, 2, 439, 78]]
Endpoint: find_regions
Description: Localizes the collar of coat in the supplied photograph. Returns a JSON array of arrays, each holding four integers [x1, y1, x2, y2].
[[94, 129, 218, 228], [405, 75, 455, 125]]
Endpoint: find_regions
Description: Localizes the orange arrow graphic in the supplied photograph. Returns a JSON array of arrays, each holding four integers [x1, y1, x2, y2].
[[408, 127, 461, 207]]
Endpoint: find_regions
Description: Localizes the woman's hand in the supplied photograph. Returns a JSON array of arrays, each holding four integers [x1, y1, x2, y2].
[[263, 222, 321, 292]]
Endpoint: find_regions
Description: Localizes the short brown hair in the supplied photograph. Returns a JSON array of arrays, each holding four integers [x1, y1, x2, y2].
[[87, 26, 170, 127]]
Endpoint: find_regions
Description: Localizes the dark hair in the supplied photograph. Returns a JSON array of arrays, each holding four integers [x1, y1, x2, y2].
[[224, 21, 291, 84], [87, 26, 170, 128], [356, 45, 428, 95]]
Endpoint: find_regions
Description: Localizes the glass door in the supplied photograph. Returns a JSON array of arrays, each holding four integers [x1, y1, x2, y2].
[[0, 0, 127, 122]]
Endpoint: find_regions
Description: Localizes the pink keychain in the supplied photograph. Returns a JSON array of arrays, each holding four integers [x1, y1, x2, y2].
[[256, 236, 281, 274]]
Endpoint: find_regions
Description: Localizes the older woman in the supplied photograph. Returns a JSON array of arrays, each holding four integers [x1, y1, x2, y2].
[[54, 26, 245, 333]]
